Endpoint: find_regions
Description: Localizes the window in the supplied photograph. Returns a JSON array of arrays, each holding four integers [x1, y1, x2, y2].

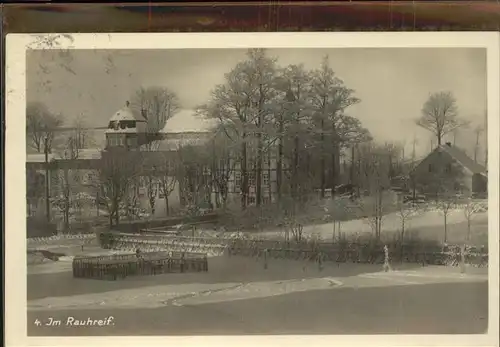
[[263, 172, 270, 186], [107, 136, 123, 147], [87, 172, 96, 183], [127, 136, 137, 148], [125, 120, 136, 129], [445, 163, 452, 173], [249, 172, 255, 187], [248, 196, 256, 205], [234, 172, 241, 192], [263, 196, 271, 204], [428, 164, 433, 172]]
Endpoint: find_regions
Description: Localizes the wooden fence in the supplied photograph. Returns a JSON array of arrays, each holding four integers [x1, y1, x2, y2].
[[72, 251, 208, 280], [227, 239, 488, 267], [99, 232, 488, 268], [112, 213, 219, 234]]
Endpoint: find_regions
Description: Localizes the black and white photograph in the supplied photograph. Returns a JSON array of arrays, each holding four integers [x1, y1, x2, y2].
[[5, 33, 499, 344]]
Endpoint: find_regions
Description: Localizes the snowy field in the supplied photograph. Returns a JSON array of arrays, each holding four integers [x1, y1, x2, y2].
[[28, 254, 487, 312], [256, 206, 489, 244]]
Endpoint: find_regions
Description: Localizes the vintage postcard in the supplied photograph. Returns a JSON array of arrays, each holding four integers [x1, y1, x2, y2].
[[5, 32, 499, 347]]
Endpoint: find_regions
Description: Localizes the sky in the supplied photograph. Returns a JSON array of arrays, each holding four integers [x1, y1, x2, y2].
[[27, 48, 487, 159]]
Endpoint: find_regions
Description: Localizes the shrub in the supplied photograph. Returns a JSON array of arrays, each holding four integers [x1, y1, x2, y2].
[[98, 231, 115, 249], [27, 217, 57, 238]]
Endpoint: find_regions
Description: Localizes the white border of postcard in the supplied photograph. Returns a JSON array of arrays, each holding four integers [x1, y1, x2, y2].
[[5, 32, 500, 347]]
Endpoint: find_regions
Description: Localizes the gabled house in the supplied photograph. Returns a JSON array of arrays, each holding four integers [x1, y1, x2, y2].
[[409, 142, 487, 198]]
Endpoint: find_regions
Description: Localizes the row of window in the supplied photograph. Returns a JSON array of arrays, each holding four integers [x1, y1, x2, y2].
[[247, 196, 272, 205], [108, 120, 137, 130], [428, 163, 453, 173], [234, 172, 271, 187], [107, 136, 138, 148]]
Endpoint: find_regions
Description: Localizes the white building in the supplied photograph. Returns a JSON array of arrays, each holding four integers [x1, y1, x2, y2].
[[26, 101, 287, 221]]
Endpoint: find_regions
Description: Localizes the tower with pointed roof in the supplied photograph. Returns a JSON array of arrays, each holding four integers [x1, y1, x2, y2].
[[105, 101, 147, 150]]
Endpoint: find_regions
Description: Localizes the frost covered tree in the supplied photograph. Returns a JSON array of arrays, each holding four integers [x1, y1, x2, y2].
[[310, 56, 361, 198], [463, 199, 483, 242], [198, 48, 278, 209], [416, 91, 469, 146], [26, 101, 63, 153]]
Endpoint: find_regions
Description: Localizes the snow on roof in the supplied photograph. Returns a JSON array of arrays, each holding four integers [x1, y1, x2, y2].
[[105, 127, 140, 134], [27, 149, 102, 162], [109, 103, 146, 123], [157, 138, 206, 151], [411, 144, 487, 176], [74, 148, 102, 160], [161, 109, 218, 134], [440, 144, 486, 174], [26, 153, 55, 163]]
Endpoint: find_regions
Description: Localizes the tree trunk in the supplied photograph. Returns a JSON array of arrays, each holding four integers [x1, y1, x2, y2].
[[320, 119, 325, 199], [64, 199, 70, 232], [267, 150, 272, 202], [241, 132, 248, 210], [277, 117, 284, 202], [331, 151, 338, 194], [331, 124, 339, 194], [350, 145, 355, 184], [377, 189, 383, 239], [293, 133, 299, 201], [256, 139, 263, 206], [467, 219, 471, 242], [215, 188, 221, 209], [113, 198, 120, 226], [401, 219, 405, 241], [444, 213, 447, 243], [164, 196, 169, 216], [63, 169, 70, 232]]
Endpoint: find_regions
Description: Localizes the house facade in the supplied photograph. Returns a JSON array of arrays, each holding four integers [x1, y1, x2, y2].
[[409, 142, 487, 198], [26, 102, 285, 221]]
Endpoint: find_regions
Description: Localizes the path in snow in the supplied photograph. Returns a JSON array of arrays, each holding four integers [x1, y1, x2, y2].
[[27, 266, 486, 312]]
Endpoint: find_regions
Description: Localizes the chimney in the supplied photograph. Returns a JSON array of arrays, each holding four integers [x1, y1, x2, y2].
[[445, 142, 451, 147]]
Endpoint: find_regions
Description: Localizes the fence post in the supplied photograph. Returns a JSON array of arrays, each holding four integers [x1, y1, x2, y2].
[[264, 248, 268, 270], [383, 245, 391, 272], [318, 251, 324, 272], [460, 244, 466, 274]]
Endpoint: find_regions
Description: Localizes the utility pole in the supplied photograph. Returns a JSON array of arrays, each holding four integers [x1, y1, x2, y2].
[[44, 137, 51, 223], [412, 135, 417, 164], [474, 126, 484, 163], [453, 129, 458, 146], [411, 134, 418, 203]]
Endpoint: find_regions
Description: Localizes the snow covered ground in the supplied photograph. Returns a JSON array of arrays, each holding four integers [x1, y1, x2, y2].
[[256, 207, 488, 241], [28, 265, 486, 312]]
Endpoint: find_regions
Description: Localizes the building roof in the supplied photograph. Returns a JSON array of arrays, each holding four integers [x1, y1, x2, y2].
[[161, 109, 218, 134], [73, 148, 102, 160], [157, 134, 212, 151], [105, 127, 141, 134], [109, 102, 146, 123], [439, 144, 486, 174], [26, 153, 55, 163]]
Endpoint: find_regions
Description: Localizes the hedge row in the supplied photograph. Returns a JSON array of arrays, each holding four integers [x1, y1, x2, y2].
[[98, 232, 488, 267], [110, 213, 219, 234]]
